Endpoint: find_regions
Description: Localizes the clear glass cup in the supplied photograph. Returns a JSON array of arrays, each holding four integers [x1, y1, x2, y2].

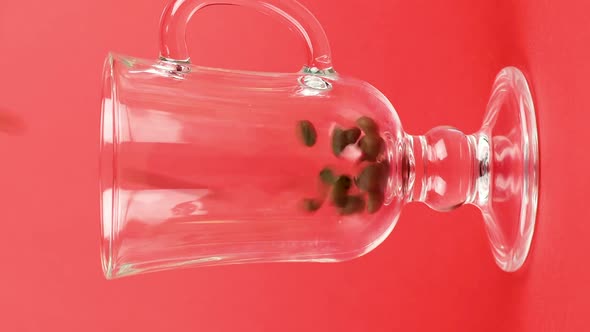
[[100, 0, 539, 279]]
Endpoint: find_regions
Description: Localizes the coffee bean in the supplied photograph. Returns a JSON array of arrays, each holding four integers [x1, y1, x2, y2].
[[339, 195, 365, 215], [359, 134, 384, 162], [297, 120, 317, 147], [344, 127, 361, 144], [336, 175, 352, 190], [331, 175, 352, 207], [331, 128, 346, 156], [333, 127, 363, 156], [319, 167, 336, 185], [302, 198, 322, 212], [356, 163, 387, 192], [356, 116, 378, 135], [367, 191, 384, 214]]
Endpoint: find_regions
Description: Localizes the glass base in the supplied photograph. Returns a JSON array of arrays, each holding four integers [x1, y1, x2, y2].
[[478, 67, 539, 272]]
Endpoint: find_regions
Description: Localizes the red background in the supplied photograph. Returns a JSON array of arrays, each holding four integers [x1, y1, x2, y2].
[[1, 0, 588, 331]]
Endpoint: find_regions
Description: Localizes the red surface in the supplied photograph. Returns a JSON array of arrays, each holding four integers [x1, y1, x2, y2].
[[0, 0, 588, 330]]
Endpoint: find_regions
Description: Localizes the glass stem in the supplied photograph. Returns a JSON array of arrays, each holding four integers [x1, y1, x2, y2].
[[403, 127, 490, 211]]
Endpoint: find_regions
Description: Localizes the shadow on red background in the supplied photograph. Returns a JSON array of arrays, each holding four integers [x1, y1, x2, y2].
[[0, 109, 26, 135]]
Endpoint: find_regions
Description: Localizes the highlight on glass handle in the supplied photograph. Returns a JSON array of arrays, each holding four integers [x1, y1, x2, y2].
[[158, 0, 334, 73]]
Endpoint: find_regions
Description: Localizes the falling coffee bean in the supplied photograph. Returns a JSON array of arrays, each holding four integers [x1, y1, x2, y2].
[[331, 175, 352, 207], [367, 191, 384, 214], [302, 198, 322, 212], [359, 134, 384, 162], [333, 127, 362, 157], [344, 127, 361, 145], [331, 128, 346, 156], [336, 175, 352, 189], [356, 116, 378, 135], [356, 163, 387, 192], [297, 120, 317, 147], [339, 195, 365, 215], [319, 167, 336, 185]]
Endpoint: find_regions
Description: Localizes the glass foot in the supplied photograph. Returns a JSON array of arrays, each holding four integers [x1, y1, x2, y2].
[[478, 67, 539, 272]]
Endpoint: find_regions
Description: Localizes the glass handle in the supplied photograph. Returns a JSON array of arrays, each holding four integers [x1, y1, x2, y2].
[[158, 0, 334, 73]]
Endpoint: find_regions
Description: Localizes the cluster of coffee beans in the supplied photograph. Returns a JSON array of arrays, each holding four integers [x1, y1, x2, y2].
[[297, 116, 387, 216]]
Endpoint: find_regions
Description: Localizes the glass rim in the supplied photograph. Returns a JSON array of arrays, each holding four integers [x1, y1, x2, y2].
[[100, 54, 118, 279]]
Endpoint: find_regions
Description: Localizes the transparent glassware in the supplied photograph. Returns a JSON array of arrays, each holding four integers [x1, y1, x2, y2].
[[100, 0, 539, 279]]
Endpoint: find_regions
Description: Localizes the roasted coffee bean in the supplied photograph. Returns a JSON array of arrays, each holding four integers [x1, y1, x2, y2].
[[356, 163, 387, 192], [344, 127, 361, 144], [335, 175, 352, 190], [297, 120, 317, 147], [367, 191, 384, 214], [302, 198, 322, 212], [331, 175, 352, 207], [331, 127, 346, 156], [319, 167, 336, 185], [356, 116, 378, 134], [339, 195, 365, 215], [359, 134, 384, 162]]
